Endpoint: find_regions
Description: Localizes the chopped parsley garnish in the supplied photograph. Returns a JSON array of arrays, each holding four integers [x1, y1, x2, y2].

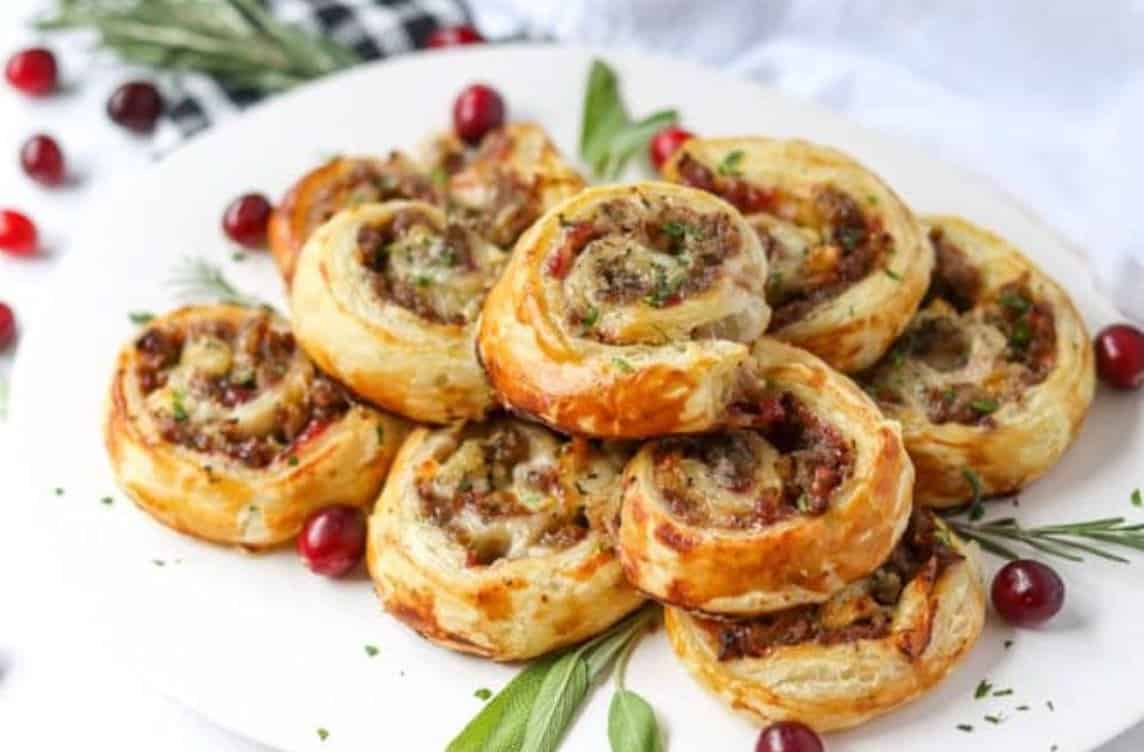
[[430, 165, 448, 188], [866, 194, 878, 205], [612, 357, 634, 373], [582, 306, 600, 329], [171, 390, 189, 422], [890, 348, 906, 369], [974, 679, 993, 699], [1004, 639, 1014, 649], [1132, 488, 1141, 507], [1016, 705, 1030, 711], [101, 496, 114, 506], [983, 714, 1004, 725], [376, 425, 385, 443], [53, 487, 65, 496], [474, 688, 492, 701], [520, 491, 545, 509], [645, 266, 684, 307], [971, 398, 999, 414], [232, 251, 246, 262], [364, 645, 379, 657], [317, 728, 329, 741], [992, 688, 1013, 697], [152, 559, 166, 567], [128, 311, 154, 325], [1009, 320, 1032, 349], [717, 149, 745, 176], [795, 493, 811, 513], [998, 290, 1031, 313], [884, 268, 902, 281], [956, 724, 974, 732], [661, 221, 688, 241], [415, 274, 433, 287], [287, 455, 299, 466]]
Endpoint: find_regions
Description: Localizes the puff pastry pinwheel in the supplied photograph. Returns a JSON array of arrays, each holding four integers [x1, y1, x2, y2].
[[269, 152, 441, 282], [662, 137, 932, 372], [432, 121, 587, 248], [665, 510, 985, 732], [290, 201, 509, 423], [478, 182, 772, 438], [367, 417, 644, 660], [856, 216, 1094, 507], [618, 338, 913, 614], [105, 305, 408, 548]]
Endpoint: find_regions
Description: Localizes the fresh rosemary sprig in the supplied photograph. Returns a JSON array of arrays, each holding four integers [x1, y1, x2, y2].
[[945, 514, 1144, 564], [37, 0, 360, 93], [447, 605, 659, 752], [167, 256, 262, 307]]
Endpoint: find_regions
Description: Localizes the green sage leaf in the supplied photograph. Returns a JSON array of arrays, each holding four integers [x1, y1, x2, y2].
[[608, 689, 661, 752], [520, 651, 590, 752]]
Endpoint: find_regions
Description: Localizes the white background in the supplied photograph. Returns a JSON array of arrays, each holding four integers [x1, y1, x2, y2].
[[1, 1, 1140, 750]]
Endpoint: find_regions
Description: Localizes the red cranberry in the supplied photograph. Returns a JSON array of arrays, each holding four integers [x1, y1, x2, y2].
[[0, 210, 38, 256], [756, 721, 824, 752], [649, 126, 696, 171], [452, 83, 505, 145], [5, 48, 57, 96], [426, 25, 484, 48], [222, 193, 273, 248], [991, 559, 1065, 627], [297, 505, 367, 577], [107, 81, 164, 134], [0, 302, 15, 350], [20, 134, 65, 186], [1094, 324, 1144, 390]]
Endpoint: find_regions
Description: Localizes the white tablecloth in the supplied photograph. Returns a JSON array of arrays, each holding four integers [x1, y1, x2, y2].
[[1, 1, 1140, 749]]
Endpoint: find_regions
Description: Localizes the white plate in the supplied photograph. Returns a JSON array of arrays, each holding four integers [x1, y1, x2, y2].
[[9, 44, 1144, 752]]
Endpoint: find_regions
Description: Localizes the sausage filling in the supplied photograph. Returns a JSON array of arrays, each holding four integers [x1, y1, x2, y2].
[[652, 393, 853, 530], [702, 510, 962, 661], [675, 153, 893, 328], [547, 195, 744, 337], [859, 228, 1058, 425], [415, 423, 624, 566], [356, 208, 505, 325], [306, 154, 441, 238], [134, 312, 350, 468]]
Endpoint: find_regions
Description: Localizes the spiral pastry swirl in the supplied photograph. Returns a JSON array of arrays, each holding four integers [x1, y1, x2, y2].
[[367, 417, 644, 660], [663, 137, 932, 372], [618, 338, 913, 614], [105, 305, 408, 547], [291, 200, 508, 423], [666, 510, 984, 732], [856, 215, 1094, 506], [478, 182, 771, 438]]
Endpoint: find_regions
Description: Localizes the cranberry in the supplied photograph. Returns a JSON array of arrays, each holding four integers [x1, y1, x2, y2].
[[756, 721, 824, 752], [452, 83, 505, 145], [297, 505, 367, 577], [1094, 324, 1144, 390], [222, 193, 273, 248], [649, 126, 696, 171], [0, 302, 15, 350], [426, 25, 484, 48], [5, 48, 57, 96], [0, 210, 38, 256], [20, 134, 65, 186], [107, 81, 164, 134], [991, 559, 1065, 627]]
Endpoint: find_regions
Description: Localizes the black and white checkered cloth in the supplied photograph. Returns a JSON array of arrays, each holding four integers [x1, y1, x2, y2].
[[164, 0, 473, 140]]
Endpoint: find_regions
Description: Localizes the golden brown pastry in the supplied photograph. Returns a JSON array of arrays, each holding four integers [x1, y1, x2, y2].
[[434, 122, 588, 248], [269, 122, 584, 283], [618, 338, 913, 614], [666, 510, 985, 732], [104, 305, 408, 547], [366, 418, 644, 661], [855, 216, 1094, 507], [478, 181, 772, 438], [662, 137, 932, 372], [269, 152, 440, 282], [290, 201, 507, 423]]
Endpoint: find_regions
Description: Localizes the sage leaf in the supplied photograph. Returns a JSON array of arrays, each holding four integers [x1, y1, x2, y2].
[[579, 58, 678, 179], [520, 651, 590, 752], [608, 689, 661, 752], [446, 656, 555, 752]]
